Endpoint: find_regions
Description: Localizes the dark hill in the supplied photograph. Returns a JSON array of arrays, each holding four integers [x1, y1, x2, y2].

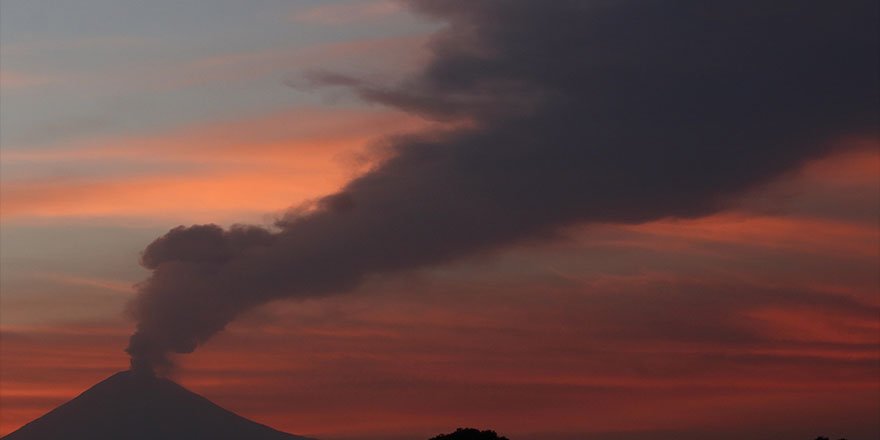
[[430, 428, 509, 440], [2, 370, 311, 440]]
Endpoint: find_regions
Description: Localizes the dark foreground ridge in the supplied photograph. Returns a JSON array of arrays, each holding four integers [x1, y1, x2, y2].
[[1, 370, 312, 440], [430, 428, 509, 440]]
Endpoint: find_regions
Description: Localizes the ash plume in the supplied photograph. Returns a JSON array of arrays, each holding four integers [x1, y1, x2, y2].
[[126, 0, 879, 372]]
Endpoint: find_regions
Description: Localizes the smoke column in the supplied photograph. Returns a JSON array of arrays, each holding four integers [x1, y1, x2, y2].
[[126, 0, 879, 373]]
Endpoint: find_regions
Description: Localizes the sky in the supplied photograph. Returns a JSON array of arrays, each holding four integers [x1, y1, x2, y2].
[[1, 1, 878, 440]]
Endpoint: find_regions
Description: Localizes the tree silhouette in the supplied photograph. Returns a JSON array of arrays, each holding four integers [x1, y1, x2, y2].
[[429, 428, 510, 440]]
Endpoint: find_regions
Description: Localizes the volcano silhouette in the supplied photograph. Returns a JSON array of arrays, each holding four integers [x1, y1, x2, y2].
[[2, 370, 312, 440]]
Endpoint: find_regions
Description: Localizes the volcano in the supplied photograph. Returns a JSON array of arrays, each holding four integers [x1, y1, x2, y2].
[[2, 370, 312, 440]]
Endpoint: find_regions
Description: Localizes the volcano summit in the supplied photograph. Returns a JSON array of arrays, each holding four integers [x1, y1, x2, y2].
[[2, 371, 311, 440]]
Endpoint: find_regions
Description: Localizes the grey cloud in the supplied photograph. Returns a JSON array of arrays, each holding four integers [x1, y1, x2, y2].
[[126, 0, 879, 372]]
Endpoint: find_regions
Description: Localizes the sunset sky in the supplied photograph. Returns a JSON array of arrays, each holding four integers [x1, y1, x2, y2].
[[1, 1, 878, 440]]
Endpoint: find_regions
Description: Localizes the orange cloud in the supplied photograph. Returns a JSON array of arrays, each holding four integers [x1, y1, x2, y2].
[[797, 139, 880, 186], [619, 213, 878, 258], [0, 71, 55, 90], [1, 107, 438, 222], [35, 273, 134, 295], [1, 169, 340, 222]]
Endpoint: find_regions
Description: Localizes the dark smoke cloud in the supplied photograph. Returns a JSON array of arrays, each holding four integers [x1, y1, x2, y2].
[[126, 0, 879, 372]]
